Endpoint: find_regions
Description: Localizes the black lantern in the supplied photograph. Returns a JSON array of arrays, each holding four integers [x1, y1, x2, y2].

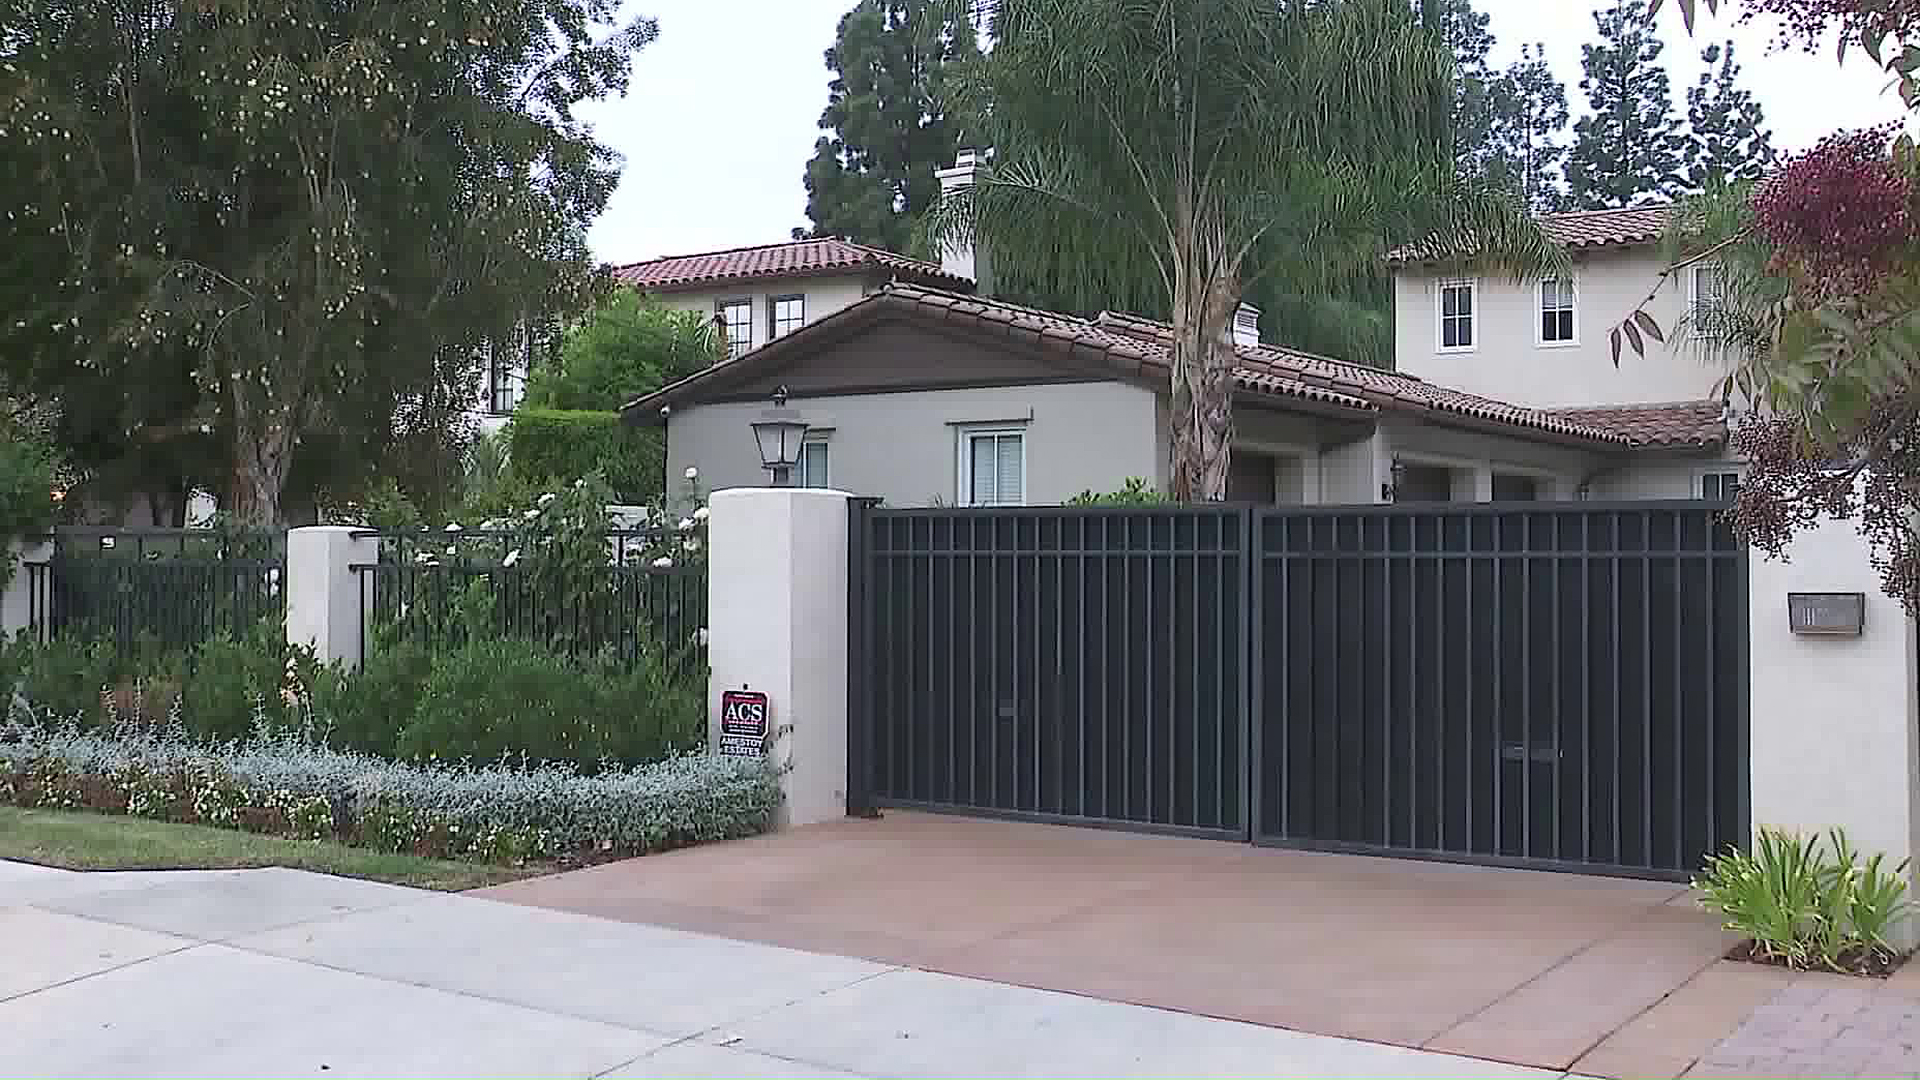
[[750, 386, 810, 486]]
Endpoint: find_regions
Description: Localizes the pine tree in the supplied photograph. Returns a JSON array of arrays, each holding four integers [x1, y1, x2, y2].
[[1682, 42, 1777, 189], [1484, 44, 1572, 212], [1438, 0, 1499, 177], [1565, 0, 1686, 209], [796, 0, 983, 254]]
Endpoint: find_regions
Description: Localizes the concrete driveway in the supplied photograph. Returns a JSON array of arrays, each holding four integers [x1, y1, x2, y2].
[[0, 856, 1572, 1078], [478, 812, 1743, 1075]]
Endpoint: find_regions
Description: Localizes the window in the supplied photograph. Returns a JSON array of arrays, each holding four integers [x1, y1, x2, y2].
[[717, 299, 753, 359], [798, 438, 829, 488], [1539, 277, 1576, 345], [1690, 264, 1726, 319], [960, 428, 1025, 506], [486, 342, 524, 415], [1701, 471, 1741, 502], [769, 295, 805, 339], [1438, 279, 1476, 351]]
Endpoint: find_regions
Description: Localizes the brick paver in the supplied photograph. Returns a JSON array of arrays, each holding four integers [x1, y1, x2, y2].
[[1691, 983, 1920, 1079]]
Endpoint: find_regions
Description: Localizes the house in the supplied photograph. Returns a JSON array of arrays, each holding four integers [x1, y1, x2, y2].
[[623, 283, 1729, 508], [1389, 205, 1745, 500]]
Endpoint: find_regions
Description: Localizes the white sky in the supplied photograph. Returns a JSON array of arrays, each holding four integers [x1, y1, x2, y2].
[[579, 0, 1914, 266]]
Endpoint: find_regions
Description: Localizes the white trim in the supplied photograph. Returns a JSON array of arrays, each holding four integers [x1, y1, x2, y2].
[[956, 425, 1027, 507], [1688, 263, 1725, 316], [1435, 278, 1478, 353], [797, 434, 830, 489], [1535, 275, 1579, 348], [1696, 468, 1742, 500]]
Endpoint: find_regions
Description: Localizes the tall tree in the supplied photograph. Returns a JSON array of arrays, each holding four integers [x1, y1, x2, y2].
[[1566, 0, 1686, 208], [1681, 42, 1776, 190], [795, 0, 983, 253], [1437, 0, 1499, 178], [1484, 43, 1572, 212], [1, 0, 654, 526], [933, 0, 1560, 500]]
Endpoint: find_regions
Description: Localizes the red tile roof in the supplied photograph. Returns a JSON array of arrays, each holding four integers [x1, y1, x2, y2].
[[627, 284, 1726, 451], [1542, 399, 1727, 449], [1388, 205, 1675, 265], [610, 238, 974, 293]]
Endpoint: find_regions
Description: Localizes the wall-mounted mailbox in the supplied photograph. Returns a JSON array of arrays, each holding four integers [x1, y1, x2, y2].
[[1788, 592, 1866, 636]]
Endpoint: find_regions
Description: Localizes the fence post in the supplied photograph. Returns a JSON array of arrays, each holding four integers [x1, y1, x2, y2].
[[1748, 514, 1920, 949], [707, 487, 853, 828], [287, 526, 377, 670], [1, 538, 51, 641]]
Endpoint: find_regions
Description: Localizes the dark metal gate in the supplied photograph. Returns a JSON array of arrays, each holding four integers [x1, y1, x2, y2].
[[850, 501, 1747, 880]]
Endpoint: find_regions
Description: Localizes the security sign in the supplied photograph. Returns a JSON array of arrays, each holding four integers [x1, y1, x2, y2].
[[718, 689, 770, 757]]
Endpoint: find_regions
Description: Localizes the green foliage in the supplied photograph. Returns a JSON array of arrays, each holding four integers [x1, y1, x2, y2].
[[1566, 0, 1686, 207], [1065, 478, 1169, 506], [1695, 827, 1914, 971], [523, 292, 721, 413], [310, 638, 433, 757], [1481, 44, 1572, 213], [796, 0, 985, 253], [0, 436, 57, 588], [507, 410, 662, 506], [182, 621, 314, 742], [1683, 42, 1776, 190]]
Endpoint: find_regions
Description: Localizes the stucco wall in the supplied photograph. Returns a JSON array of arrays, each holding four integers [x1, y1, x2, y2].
[[1590, 456, 1742, 500], [665, 381, 1163, 506], [1318, 433, 1385, 505], [1383, 419, 1604, 501], [1749, 511, 1920, 946], [653, 275, 874, 355], [1394, 247, 1731, 409]]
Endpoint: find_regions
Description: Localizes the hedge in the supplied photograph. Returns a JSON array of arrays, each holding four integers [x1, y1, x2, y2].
[[506, 408, 662, 506], [0, 720, 781, 864]]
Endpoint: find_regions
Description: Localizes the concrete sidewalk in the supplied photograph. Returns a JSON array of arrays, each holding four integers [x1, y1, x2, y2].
[[0, 858, 1566, 1079]]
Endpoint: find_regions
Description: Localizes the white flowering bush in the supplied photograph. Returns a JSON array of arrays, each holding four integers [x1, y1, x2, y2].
[[0, 718, 782, 863]]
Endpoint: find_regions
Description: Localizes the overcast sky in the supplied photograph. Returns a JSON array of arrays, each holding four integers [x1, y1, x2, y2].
[[578, 0, 1913, 266]]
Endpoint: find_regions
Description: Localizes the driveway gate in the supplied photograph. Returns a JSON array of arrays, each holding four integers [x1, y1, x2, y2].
[[849, 502, 1747, 879]]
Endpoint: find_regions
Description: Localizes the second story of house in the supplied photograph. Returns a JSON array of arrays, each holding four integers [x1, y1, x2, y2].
[[610, 237, 976, 361], [1390, 207, 1734, 410]]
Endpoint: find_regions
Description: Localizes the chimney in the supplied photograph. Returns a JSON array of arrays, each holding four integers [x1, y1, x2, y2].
[[933, 148, 992, 294], [1232, 302, 1262, 348]]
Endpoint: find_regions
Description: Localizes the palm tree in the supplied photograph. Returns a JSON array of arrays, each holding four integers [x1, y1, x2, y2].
[[928, 0, 1564, 500]]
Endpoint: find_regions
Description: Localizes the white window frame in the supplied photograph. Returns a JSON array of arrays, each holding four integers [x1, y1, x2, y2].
[[1436, 278, 1478, 353], [1536, 275, 1578, 348], [1697, 469, 1742, 501], [797, 435, 830, 489], [716, 298, 753, 359], [956, 426, 1027, 507], [769, 294, 805, 340], [1689, 264, 1727, 319]]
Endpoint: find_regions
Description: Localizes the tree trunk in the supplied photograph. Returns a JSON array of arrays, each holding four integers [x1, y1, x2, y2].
[[1168, 276, 1240, 502], [228, 399, 293, 529]]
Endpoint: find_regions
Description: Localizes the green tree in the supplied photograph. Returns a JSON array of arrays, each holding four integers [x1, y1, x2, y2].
[[524, 292, 723, 411], [1681, 42, 1776, 190], [1566, 0, 1686, 208], [795, 0, 984, 253], [1484, 44, 1572, 212], [0, 0, 655, 527], [1438, 0, 1499, 178], [933, 0, 1560, 500]]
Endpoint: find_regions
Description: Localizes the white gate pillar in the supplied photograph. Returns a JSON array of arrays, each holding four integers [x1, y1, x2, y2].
[[706, 487, 852, 828], [286, 526, 377, 670], [1749, 515, 1920, 948]]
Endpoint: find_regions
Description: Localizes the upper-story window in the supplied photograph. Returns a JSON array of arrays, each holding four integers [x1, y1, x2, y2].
[[1690, 264, 1727, 319], [770, 295, 805, 339], [798, 436, 829, 488], [1539, 277, 1576, 346], [717, 299, 753, 359], [486, 340, 524, 415], [1438, 279, 1477, 351]]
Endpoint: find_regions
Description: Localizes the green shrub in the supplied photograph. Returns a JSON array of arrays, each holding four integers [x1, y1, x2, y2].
[[182, 622, 299, 741], [1696, 826, 1914, 971], [1065, 477, 1168, 506], [312, 637, 434, 756], [0, 436, 57, 589], [14, 636, 119, 723], [394, 637, 702, 771], [507, 409, 662, 506]]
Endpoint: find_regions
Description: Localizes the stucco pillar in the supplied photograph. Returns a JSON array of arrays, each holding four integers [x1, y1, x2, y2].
[[286, 526, 377, 670], [706, 487, 852, 828], [1, 539, 51, 641], [1748, 515, 1920, 948]]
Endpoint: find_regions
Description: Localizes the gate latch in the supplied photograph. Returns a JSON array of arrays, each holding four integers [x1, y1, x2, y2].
[[1500, 743, 1560, 764]]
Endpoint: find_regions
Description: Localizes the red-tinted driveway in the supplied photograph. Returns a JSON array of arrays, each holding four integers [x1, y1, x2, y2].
[[478, 812, 1738, 1073]]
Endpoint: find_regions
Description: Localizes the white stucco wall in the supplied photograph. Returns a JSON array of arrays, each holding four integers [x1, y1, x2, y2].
[[1749, 512, 1920, 947], [1394, 247, 1732, 409], [653, 275, 874, 356], [1590, 456, 1743, 500], [1383, 420, 1603, 501], [665, 381, 1163, 507]]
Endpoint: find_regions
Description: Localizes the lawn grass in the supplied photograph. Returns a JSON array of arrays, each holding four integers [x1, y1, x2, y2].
[[0, 807, 542, 891]]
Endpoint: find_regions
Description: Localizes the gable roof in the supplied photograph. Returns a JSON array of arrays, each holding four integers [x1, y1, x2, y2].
[[624, 284, 1723, 452], [609, 237, 975, 294], [1387, 205, 1674, 266]]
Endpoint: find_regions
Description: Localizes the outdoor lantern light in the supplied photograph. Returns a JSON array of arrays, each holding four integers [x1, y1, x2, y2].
[[750, 386, 810, 487], [1383, 457, 1407, 503]]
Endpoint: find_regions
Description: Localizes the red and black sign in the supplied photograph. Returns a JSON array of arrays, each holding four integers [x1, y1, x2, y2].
[[718, 689, 770, 757]]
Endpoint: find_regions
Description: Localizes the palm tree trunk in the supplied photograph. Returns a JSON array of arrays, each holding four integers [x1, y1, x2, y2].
[[1168, 275, 1240, 502]]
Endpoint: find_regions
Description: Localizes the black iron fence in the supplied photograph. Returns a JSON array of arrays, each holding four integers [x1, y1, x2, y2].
[[24, 528, 286, 658], [350, 529, 705, 675], [852, 501, 1748, 880]]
